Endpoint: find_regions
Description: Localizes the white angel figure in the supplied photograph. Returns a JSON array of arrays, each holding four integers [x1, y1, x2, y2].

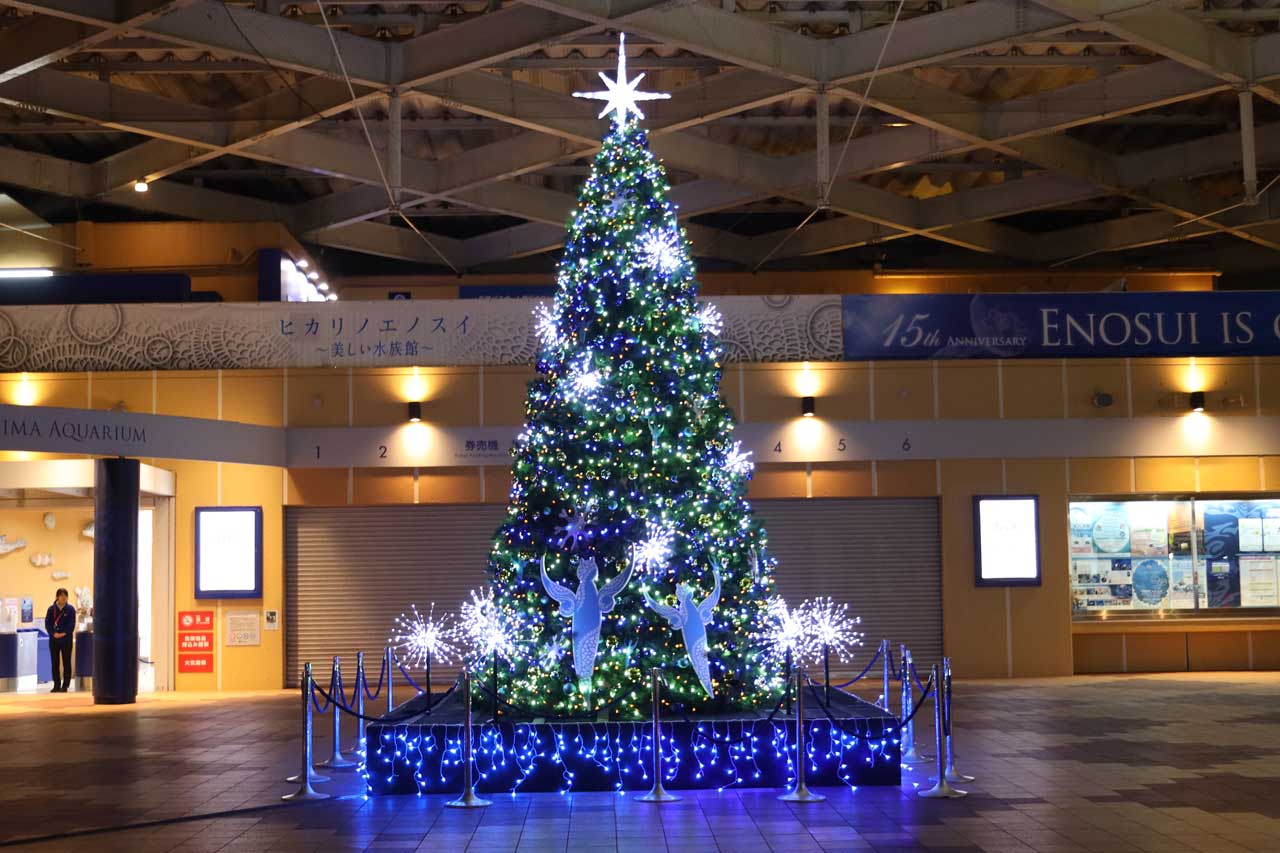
[[643, 561, 722, 697], [540, 553, 634, 685]]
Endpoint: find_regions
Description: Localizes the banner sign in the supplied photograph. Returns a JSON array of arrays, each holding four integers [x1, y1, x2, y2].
[[843, 292, 1280, 360], [178, 611, 213, 631], [0, 296, 840, 372], [178, 653, 213, 674]]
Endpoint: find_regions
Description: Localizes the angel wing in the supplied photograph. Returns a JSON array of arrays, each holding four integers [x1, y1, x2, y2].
[[697, 564, 722, 624], [597, 553, 634, 614], [540, 555, 577, 617], [644, 589, 685, 629]]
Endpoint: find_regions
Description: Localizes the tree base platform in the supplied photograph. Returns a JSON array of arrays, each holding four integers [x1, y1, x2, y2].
[[363, 688, 900, 795]]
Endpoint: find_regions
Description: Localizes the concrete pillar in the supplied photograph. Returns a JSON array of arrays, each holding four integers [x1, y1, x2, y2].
[[93, 457, 139, 705]]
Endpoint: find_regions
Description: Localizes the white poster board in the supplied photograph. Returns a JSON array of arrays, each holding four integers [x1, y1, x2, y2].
[[195, 507, 262, 599], [225, 611, 261, 647], [974, 496, 1041, 586]]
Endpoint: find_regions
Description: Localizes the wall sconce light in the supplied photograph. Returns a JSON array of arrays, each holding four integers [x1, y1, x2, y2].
[[133, 179, 149, 193], [801, 396, 816, 418], [407, 401, 422, 423], [1188, 391, 1206, 413]]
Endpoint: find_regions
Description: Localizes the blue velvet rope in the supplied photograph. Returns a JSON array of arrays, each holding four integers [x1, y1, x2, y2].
[[813, 643, 881, 689], [362, 654, 387, 702]]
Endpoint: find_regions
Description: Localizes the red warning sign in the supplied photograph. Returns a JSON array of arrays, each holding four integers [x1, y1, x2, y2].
[[178, 632, 213, 652], [178, 610, 213, 631], [178, 653, 214, 674]]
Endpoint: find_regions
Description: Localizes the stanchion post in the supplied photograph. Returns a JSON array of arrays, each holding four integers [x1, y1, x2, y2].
[[881, 639, 891, 712], [900, 648, 929, 764], [385, 646, 395, 714], [779, 666, 825, 803], [446, 669, 491, 808], [942, 657, 974, 783], [317, 656, 356, 770], [784, 648, 793, 716], [283, 662, 330, 800], [355, 651, 367, 753], [636, 667, 681, 803], [920, 664, 966, 799], [823, 643, 831, 707]]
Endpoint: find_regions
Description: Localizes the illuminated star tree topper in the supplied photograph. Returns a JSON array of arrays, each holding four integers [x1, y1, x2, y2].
[[572, 32, 671, 123]]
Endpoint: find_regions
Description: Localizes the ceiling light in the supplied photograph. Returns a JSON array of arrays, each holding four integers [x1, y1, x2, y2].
[[326, 292, 338, 301], [297, 258, 309, 269], [0, 268, 54, 279], [883, 120, 910, 128], [133, 180, 149, 192], [1189, 391, 1206, 413], [317, 281, 329, 292], [307, 271, 320, 281]]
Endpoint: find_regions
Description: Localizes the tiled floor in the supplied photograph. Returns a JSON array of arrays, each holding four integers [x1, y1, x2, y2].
[[1, 673, 1279, 851]]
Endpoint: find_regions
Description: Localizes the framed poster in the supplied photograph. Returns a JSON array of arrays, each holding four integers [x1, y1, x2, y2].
[[973, 495, 1042, 587], [194, 506, 263, 599]]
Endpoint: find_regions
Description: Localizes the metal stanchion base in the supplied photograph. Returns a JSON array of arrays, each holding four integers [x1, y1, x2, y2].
[[446, 787, 492, 808], [282, 784, 330, 802], [901, 747, 931, 764], [316, 753, 357, 770], [635, 782, 682, 803], [919, 778, 967, 799], [285, 770, 330, 784], [945, 767, 976, 783], [779, 784, 827, 803]]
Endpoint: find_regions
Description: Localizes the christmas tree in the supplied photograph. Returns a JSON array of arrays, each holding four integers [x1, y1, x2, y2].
[[480, 35, 778, 719]]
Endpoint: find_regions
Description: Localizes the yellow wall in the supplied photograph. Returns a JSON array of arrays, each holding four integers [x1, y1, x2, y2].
[[3, 348, 1278, 688], [0, 507, 95, 623]]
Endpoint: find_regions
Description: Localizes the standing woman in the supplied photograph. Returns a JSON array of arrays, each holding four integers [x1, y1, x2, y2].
[[45, 588, 76, 693]]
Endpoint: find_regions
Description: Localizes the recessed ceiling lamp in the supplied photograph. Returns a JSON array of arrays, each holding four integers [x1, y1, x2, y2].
[[133, 180, 149, 193]]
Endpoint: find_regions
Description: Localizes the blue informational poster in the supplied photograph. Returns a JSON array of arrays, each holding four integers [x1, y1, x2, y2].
[[1206, 559, 1240, 609], [1132, 560, 1170, 607]]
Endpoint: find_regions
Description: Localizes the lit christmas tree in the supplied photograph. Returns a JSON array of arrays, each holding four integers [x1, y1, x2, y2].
[[481, 35, 778, 718]]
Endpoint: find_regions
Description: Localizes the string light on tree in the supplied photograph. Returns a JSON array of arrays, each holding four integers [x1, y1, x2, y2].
[[477, 30, 778, 719]]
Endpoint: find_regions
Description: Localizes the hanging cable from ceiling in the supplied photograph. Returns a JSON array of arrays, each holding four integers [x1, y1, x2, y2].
[[314, 2, 461, 274], [752, 0, 907, 272]]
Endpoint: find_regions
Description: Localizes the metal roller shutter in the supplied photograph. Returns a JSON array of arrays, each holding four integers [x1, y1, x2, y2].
[[285, 498, 941, 685], [755, 498, 942, 669], [285, 504, 504, 686]]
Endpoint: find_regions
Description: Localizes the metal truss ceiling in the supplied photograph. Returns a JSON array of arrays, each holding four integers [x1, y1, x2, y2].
[[0, 0, 1278, 275]]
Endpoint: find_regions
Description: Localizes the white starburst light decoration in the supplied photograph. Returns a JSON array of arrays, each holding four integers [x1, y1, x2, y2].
[[390, 603, 459, 668], [534, 301, 563, 350], [633, 523, 676, 575], [696, 302, 724, 336], [798, 596, 864, 661], [724, 441, 753, 477], [639, 227, 682, 275], [459, 587, 519, 662], [568, 353, 604, 398], [572, 33, 671, 123], [756, 596, 815, 668]]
